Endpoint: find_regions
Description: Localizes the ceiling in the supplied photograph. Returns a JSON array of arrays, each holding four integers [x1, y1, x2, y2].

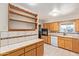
[[15, 3, 79, 23]]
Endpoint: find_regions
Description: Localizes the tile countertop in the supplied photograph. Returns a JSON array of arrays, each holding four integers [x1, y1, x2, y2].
[[0, 39, 43, 54], [48, 33, 79, 39]]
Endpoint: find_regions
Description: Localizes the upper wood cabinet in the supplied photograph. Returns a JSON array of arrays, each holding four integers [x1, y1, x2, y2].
[[50, 22, 59, 32], [75, 20, 79, 32], [43, 22, 59, 32], [8, 4, 38, 31]]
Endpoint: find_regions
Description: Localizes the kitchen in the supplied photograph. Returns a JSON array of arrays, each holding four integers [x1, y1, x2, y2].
[[0, 3, 79, 56]]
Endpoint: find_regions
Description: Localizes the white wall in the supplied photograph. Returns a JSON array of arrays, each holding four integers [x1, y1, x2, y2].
[[0, 3, 38, 47], [0, 3, 8, 31]]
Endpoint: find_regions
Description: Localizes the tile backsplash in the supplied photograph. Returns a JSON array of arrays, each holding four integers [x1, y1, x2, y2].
[[0, 31, 38, 47]]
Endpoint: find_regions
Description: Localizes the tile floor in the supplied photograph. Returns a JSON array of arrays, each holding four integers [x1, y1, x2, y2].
[[44, 44, 79, 56]]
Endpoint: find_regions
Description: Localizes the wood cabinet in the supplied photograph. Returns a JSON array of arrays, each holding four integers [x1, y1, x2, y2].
[[20, 54, 25, 56], [53, 22, 59, 32], [58, 36, 79, 53], [1, 40, 44, 56], [47, 35, 51, 44], [64, 38, 72, 50], [75, 20, 79, 32], [37, 45, 44, 56], [50, 22, 59, 32], [25, 49, 36, 56], [41, 36, 51, 44], [58, 37, 73, 50], [58, 37, 65, 48], [72, 39, 79, 53], [36, 41, 44, 56], [41, 36, 48, 43], [43, 22, 59, 32], [5, 48, 24, 56], [47, 22, 59, 32]]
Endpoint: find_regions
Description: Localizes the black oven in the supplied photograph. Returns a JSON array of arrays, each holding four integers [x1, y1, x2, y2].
[[42, 29, 48, 36]]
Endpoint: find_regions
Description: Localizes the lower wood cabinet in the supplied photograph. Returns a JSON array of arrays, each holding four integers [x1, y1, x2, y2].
[[41, 36, 51, 44], [1, 41, 44, 56], [20, 54, 25, 56], [58, 37, 72, 50], [72, 39, 79, 53], [37, 45, 44, 56], [58, 36, 79, 53], [47, 36, 51, 44], [5, 48, 24, 56], [64, 38, 72, 50], [42, 36, 48, 43], [25, 49, 36, 56], [58, 37, 65, 48]]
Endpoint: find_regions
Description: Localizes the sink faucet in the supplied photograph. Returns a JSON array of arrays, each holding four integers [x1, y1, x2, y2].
[[63, 29, 67, 36]]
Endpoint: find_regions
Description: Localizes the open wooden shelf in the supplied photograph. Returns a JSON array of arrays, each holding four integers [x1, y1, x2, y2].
[[9, 9, 36, 20], [8, 4, 38, 31], [9, 4, 37, 16], [9, 18, 37, 24]]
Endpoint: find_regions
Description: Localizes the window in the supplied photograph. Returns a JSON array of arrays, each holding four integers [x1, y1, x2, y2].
[[60, 22, 75, 33]]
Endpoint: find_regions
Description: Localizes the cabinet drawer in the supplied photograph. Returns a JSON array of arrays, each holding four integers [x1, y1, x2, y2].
[[37, 41, 44, 47], [25, 49, 36, 56], [6, 48, 24, 56], [20, 54, 25, 56], [25, 44, 36, 52], [64, 39, 72, 50]]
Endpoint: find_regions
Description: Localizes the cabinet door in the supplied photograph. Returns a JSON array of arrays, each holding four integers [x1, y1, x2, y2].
[[20, 54, 25, 56], [50, 23, 54, 31], [64, 38, 72, 50], [25, 49, 36, 56], [42, 36, 48, 43], [53, 22, 59, 32], [5, 48, 24, 56], [50, 22, 59, 32], [58, 37, 65, 48], [75, 20, 79, 32], [37, 45, 44, 56], [47, 36, 51, 44], [72, 39, 79, 53]]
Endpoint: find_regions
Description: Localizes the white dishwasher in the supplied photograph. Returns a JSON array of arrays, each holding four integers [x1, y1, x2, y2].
[[51, 36, 58, 47]]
